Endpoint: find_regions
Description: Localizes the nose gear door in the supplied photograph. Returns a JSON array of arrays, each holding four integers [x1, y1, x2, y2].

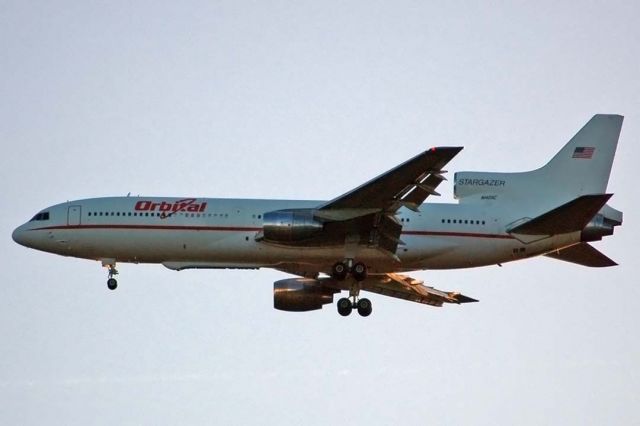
[[67, 205, 81, 226]]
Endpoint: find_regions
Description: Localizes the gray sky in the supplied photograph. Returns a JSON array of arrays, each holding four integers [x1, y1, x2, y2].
[[2, 1, 639, 424]]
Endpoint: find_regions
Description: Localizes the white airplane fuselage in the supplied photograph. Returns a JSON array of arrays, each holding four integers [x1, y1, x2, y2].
[[11, 115, 624, 315], [12, 196, 578, 273]]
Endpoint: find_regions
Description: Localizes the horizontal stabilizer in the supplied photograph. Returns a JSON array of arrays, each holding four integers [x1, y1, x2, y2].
[[545, 243, 618, 267], [508, 194, 612, 235]]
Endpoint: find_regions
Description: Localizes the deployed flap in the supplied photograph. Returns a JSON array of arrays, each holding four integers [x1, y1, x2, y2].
[[545, 243, 618, 267], [300, 273, 476, 308], [319, 147, 462, 211], [356, 273, 477, 307], [508, 194, 612, 235]]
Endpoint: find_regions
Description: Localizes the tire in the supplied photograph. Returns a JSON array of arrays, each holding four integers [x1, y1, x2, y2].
[[337, 298, 352, 316], [107, 278, 118, 290], [357, 298, 372, 317], [352, 262, 367, 281], [332, 262, 348, 281]]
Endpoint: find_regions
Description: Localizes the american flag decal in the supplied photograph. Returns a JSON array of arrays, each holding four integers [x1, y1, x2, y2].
[[572, 146, 595, 159]]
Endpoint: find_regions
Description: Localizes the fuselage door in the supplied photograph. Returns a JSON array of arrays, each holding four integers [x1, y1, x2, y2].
[[68, 205, 82, 226]]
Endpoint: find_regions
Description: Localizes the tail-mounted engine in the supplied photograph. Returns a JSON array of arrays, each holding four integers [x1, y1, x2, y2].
[[274, 278, 338, 312], [261, 209, 323, 243], [581, 212, 622, 242]]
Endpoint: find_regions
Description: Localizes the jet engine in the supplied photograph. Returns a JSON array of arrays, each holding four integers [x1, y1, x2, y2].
[[581, 213, 619, 242], [262, 209, 323, 243], [274, 278, 338, 312]]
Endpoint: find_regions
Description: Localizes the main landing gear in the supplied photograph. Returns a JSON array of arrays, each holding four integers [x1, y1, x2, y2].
[[337, 296, 372, 317], [106, 263, 119, 290], [332, 260, 372, 317], [331, 260, 368, 282]]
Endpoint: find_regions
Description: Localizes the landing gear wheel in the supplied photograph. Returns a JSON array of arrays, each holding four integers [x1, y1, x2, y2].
[[357, 298, 372, 317], [107, 278, 118, 290], [104, 261, 119, 290], [337, 297, 353, 316], [352, 262, 368, 281], [332, 262, 348, 281]]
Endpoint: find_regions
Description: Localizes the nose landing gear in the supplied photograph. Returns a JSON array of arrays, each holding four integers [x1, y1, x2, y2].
[[105, 262, 119, 290]]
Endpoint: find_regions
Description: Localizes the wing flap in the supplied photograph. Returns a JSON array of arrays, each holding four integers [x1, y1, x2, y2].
[[310, 273, 477, 308], [359, 273, 477, 307]]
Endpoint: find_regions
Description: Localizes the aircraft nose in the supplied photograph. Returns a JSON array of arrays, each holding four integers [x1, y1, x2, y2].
[[12, 226, 28, 247]]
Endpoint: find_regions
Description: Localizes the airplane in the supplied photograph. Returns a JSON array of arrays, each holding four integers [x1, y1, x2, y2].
[[12, 114, 623, 317]]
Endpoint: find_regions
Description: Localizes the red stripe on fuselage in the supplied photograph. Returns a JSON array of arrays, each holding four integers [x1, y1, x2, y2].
[[30, 224, 263, 232], [29, 224, 514, 239], [402, 230, 515, 239]]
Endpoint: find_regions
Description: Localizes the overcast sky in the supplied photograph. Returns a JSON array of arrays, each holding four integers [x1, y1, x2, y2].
[[2, 1, 639, 425]]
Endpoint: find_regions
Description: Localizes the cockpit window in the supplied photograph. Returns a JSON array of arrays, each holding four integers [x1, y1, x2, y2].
[[29, 211, 50, 222]]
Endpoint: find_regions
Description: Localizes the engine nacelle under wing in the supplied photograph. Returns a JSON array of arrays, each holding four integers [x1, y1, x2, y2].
[[273, 278, 338, 312]]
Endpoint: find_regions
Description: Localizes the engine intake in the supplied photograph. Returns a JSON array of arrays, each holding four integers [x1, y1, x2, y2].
[[274, 278, 337, 312], [262, 209, 323, 243]]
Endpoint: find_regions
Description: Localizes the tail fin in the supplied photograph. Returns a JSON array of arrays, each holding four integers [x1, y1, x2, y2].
[[538, 114, 623, 196], [454, 114, 623, 208]]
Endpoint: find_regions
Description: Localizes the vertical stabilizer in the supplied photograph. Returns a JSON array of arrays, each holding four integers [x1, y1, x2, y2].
[[538, 114, 623, 196], [454, 114, 623, 209]]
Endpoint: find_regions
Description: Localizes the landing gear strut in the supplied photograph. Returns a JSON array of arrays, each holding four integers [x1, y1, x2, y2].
[[106, 263, 118, 290]]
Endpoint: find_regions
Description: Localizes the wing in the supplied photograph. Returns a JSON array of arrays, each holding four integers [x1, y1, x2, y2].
[[311, 147, 463, 257], [319, 273, 477, 307], [360, 273, 478, 306], [318, 147, 463, 212]]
